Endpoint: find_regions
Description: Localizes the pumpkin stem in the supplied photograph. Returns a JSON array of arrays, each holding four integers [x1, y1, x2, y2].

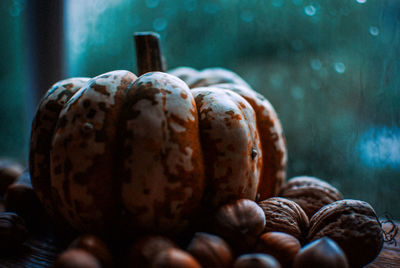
[[134, 32, 166, 76]]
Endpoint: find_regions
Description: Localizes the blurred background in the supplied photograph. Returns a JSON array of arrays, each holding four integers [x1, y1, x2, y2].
[[0, 0, 399, 218]]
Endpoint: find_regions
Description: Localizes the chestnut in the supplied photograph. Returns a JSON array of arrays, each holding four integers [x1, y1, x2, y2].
[[293, 237, 349, 268], [214, 199, 266, 253], [233, 253, 281, 268], [187, 232, 233, 267]]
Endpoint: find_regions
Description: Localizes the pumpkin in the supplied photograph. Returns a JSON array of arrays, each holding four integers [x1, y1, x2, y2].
[[29, 33, 286, 237]]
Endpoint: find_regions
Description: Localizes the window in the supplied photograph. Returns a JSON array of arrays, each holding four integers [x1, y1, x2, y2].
[[1, 0, 399, 218]]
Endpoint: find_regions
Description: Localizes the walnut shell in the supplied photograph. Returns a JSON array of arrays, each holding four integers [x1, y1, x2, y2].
[[279, 176, 343, 218], [258, 197, 309, 242], [307, 199, 383, 267]]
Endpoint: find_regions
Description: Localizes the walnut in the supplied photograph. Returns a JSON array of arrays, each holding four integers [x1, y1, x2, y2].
[[258, 197, 309, 242], [279, 176, 343, 219], [307, 199, 383, 267]]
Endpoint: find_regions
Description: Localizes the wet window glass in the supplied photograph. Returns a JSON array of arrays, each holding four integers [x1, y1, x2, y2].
[[1, 0, 399, 218]]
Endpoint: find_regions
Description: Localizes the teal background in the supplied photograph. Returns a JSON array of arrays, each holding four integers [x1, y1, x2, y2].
[[1, 0, 399, 218]]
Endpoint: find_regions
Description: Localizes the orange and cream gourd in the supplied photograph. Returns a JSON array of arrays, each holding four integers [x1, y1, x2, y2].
[[29, 33, 286, 237]]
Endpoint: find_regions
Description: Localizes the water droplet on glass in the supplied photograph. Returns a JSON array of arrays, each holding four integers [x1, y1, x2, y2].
[[128, 16, 141, 27], [334, 62, 346, 74], [310, 79, 321, 90], [369, 26, 379, 36], [310, 59, 322, 70], [304, 5, 317, 16], [356, 0, 367, 4], [241, 10, 254, 22], [203, 3, 219, 14], [292, 0, 302, 6], [291, 39, 304, 51], [291, 86, 304, 100], [184, 0, 197, 12], [272, 0, 284, 8], [270, 75, 283, 88], [153, 18, 168, 31], [146, 0, 160, 8]]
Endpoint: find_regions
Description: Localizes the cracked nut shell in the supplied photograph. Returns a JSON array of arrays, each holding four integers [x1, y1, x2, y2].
[[307, 199, 383, 268], [279, 176, 343, 219]]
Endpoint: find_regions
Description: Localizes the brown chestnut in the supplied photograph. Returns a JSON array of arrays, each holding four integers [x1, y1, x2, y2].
[[151, 248, 201, 268], [255, 232, 300, 268], [69, 234, 113, 268], [187, 232, 233, 267], [214, 199, 266, 252], [233, 253, 281, 268], [293, 237, 349, 268], [53, 248, 101, 268], [128, 235, 177, 267], [0, 160, 24, 195], [4, 183, 43, 228]]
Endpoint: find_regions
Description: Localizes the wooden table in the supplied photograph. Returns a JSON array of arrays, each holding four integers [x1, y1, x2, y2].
[[0, 221, 398, 267]]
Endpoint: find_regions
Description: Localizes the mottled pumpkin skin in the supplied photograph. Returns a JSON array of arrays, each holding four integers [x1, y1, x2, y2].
[[29, 68, 286, 236], [170, 67, 287, 199]]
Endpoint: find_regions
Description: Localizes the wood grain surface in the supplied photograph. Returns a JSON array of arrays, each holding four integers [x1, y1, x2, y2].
[[0, 220, 398, 267]]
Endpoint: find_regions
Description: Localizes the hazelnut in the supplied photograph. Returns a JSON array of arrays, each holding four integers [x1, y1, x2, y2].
[[279, 176, 343, 218], [293, 237, 349, 268], [258, 197, 309, 242], [233, 253, 281, 268], [0, 212, 29, 252], [4, 183, 43, 228], [307, 199, 383, 267], [187, 232, 233, 267], [151, 248, 202, 268], [214, 199, 266, 252], [69, 234, 113, 268], [255, 232, 300, 268], [128, 235, 177, 267], [0, 159, 24, 195], [53, 248, 101, 268]]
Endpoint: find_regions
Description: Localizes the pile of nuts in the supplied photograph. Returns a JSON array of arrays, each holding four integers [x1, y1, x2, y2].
[[0, 160, 387, 267]]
